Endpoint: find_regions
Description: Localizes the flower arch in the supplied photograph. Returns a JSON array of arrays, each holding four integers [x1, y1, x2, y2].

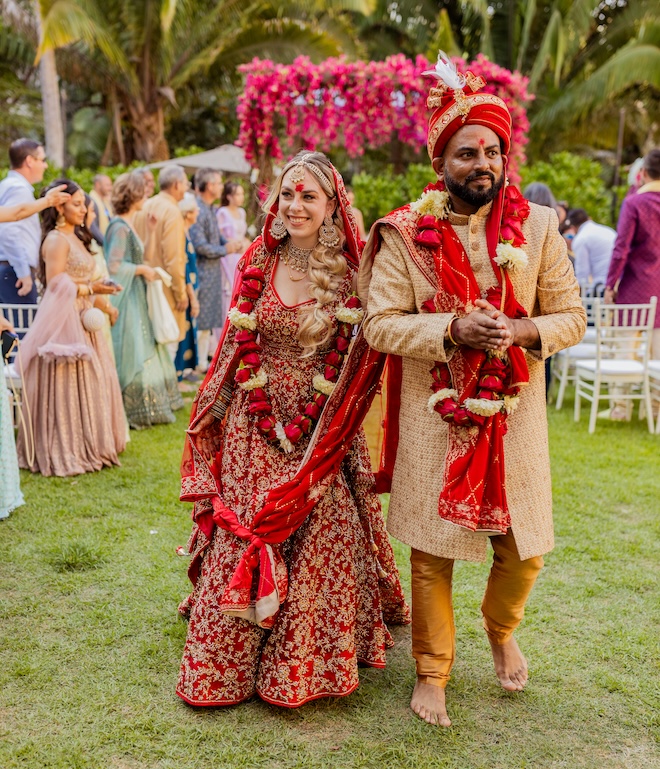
[[237, 54, 532, 183]]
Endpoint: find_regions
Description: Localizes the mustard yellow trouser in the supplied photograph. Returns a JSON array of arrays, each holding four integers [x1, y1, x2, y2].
[[411, 530, 544, 688]]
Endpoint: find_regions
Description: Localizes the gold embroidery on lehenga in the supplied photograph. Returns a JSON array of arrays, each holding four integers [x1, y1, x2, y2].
[[177, 262, 410, 707]]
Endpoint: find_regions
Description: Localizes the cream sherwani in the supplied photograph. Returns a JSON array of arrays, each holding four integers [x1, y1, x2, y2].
[[361, 201, 586, 562]]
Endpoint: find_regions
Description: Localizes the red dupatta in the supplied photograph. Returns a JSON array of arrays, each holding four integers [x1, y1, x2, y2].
[[180, 162, 385, 628]]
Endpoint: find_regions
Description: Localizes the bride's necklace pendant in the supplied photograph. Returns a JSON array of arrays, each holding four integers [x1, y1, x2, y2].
[[282, 241, 315, 274]]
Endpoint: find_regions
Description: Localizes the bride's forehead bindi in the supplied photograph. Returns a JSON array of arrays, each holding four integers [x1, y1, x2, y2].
[[295, 183, 304, 192]]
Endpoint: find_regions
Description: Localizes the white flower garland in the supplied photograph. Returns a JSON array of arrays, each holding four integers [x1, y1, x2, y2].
[[503, 395, 520, 415], [228, 307, 257, 330], [274, 421, 294, 454], [335, 306, 364, 324], [494, 242, 528, 272], [464, 397, 505, 417], [411, 188, 451, 220], [427, 388, 458, 413], [312, 374, 336, 396], [237, 368, 268, 391]]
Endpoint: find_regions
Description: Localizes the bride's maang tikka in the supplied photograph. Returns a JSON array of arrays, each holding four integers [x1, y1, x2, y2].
[[287, 154, 335, 197]]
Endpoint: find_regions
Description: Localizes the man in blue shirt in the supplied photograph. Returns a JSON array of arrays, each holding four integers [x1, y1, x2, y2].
[[562, 208, 616, 292], [0, 139, 49, 303]]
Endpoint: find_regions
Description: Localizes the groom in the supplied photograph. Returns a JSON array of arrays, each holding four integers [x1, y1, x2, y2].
[[359, 56, 585, 726]]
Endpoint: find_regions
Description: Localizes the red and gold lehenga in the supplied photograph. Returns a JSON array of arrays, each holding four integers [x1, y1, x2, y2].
[[177, 255, 409, 708], [176, 159, 409, 707]]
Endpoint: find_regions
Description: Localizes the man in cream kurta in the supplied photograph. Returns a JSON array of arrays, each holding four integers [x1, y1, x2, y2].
[[134, 164, 189, 347], [360, 57, 585, 727]]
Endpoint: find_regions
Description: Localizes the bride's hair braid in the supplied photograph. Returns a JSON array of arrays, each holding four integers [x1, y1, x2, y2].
[[298, 239, 347, 357]]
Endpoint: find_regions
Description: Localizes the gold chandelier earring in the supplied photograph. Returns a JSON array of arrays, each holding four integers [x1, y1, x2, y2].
[[318, 213, 340, 248], [55, 212, 66, 229], [269, 214, 287, 240]]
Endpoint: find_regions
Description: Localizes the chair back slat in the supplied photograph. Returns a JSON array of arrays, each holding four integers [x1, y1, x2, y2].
[[1, 302, 40, 366], [594, 297, 657, 364]]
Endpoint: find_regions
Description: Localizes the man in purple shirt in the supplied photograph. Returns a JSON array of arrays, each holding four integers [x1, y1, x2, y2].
[[0, 139, 49, 304], [562, 208, 616, 291], [605, 149, 660, 358]]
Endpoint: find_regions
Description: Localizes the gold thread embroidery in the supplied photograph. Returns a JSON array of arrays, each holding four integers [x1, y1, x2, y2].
[[427, 94, 509, 156]]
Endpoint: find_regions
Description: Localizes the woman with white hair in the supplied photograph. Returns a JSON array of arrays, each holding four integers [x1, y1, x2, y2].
[[177, 151, 409, 709]]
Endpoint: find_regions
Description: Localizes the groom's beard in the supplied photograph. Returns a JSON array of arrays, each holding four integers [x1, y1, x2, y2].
[[444, 168, 505, 208]]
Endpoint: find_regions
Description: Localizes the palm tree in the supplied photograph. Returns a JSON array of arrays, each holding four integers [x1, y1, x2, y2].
[[34, 5, 65, 169], [530, 0, 660, 154], [0, 15, 39, 155], [362, 0, 658, 159], [36, 0, 375, 162]]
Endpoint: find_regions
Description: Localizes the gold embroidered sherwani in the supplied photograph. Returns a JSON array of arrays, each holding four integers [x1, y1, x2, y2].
[[360, 201, 586, 562]]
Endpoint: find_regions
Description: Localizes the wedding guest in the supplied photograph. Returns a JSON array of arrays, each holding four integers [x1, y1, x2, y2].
[[81, 193, 119, 360], [1, 314, 23, 518], [175, 195, 200, 381], [16, 179, 126, 476], [217, 180, 250, 324], [105, 171, 184, 429], [189, 168, 239, 371], [0, 139, 50, 303], [0, 183, 70, 224], [134, 165, 189, 357], [135, 168, 156, 199], [562, 208, 615, 290], [87, 174, 114, 246]]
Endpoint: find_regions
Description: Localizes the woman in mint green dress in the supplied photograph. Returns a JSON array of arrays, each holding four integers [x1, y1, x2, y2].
[[104, 172, 183, 429], [1, 314, 23, 519]]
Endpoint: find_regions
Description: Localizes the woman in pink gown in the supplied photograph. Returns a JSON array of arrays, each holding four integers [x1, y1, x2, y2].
[[16, 179, 126, 477], [177, 152, 409, 708], [216, 181, 249, 325]]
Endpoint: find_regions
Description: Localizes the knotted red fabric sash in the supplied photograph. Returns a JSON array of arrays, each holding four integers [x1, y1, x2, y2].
[[180, 241, 385, 628]]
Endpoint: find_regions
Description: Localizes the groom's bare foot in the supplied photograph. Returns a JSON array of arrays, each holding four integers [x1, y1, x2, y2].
[[488, 635, 528, 691], [410, 679, 451, 727]]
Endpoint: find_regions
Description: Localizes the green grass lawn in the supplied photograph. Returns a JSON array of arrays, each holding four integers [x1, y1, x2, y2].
[[1, 393, 659, 769]]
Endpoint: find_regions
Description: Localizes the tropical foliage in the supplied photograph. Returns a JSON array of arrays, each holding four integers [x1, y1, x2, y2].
[[35, 0, 375, 162], [519, 152, 614, 224], [351, 163, 435, 227], [0, 0, 655, 175], [530, 0, 660, 155], [350, 0, 659, 158], [0, 15, 40, 154]]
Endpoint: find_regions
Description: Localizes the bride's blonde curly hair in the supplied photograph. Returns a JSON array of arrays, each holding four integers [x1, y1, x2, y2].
[[263, 151, 348, 357]]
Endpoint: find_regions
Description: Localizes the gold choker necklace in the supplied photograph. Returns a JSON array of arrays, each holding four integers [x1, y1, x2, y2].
[[282, 241, 315, 273]]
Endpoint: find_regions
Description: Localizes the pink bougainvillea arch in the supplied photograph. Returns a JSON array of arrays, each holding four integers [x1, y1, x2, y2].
[[237, 54, 533, 183]]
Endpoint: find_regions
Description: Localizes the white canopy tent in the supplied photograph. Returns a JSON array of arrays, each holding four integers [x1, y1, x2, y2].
[[148, 144, 253, 176]]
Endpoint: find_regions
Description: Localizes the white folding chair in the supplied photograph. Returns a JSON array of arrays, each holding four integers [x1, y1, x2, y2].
[[574, 297, 657, 433], [553, 295, 597, 409], [2, 302, 40, 424], [648, 360, 660, 434]]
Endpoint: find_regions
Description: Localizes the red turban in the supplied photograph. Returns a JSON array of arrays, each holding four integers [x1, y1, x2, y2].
[[425, 55, 512, 160]]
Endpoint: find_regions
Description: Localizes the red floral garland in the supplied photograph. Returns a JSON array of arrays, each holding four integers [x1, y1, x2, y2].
[[230, 264, 362, 451], [415, 182, 531, 428]]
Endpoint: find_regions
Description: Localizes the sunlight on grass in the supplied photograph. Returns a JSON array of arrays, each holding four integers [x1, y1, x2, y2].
[[1, 394, 659, 769]]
